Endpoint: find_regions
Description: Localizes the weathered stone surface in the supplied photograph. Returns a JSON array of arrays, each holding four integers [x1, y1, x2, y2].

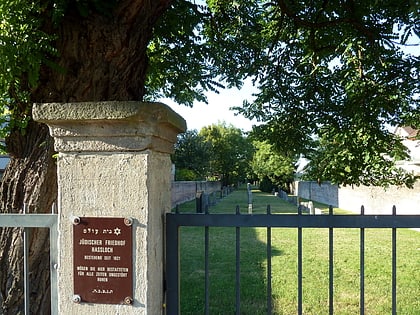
[[56, 152, 170, 314], [33, 102, 185, 314], [33, 101, 186, 153]]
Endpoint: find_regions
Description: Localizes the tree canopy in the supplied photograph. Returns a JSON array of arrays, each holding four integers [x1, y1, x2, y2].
[[251, 140, 295, 191], [227, 1, 420, 186], [199, 123, 254, 186], [147, 0, 420, 186], [1, 1, 420, 181], [172, 127, 297, 191], [0, 1, 173, 313], [172, 129, 211, 180]]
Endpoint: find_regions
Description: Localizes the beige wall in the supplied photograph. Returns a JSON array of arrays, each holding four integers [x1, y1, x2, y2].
[[295, 180, 420, 214], [338, 182, 420, 214], [171, 181, 221, 208]]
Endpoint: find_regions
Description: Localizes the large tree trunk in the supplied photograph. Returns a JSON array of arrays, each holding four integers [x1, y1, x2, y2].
[[0, 122, 57, 315], [0, 1, 172, 313]]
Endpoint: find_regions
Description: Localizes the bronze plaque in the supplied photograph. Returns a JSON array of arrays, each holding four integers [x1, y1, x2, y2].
[[73, 217, 133, 305]]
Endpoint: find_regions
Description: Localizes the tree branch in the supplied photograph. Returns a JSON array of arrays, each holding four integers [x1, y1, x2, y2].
[[275, 0, 377, 42]]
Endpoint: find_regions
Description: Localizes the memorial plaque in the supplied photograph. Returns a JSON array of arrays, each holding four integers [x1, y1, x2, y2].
[[73, 217, 133, 305]]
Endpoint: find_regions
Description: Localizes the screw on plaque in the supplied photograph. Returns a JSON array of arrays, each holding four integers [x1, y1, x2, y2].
[[124, 217, 133, 226], [71, 216, 81, 225], [124, 296, 133, 305], [72, 294, 81, 304]]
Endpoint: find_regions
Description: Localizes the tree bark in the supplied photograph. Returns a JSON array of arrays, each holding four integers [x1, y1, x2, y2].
[[0, 0, 172, 313], [34, 0, 172, 102], [0, 122, 57, 315]]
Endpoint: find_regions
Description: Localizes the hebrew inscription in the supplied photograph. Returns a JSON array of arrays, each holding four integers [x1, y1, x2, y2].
[[73, 217, 133, 305]]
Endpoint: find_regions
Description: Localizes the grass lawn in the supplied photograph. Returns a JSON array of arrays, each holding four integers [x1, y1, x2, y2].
[[175, 187, 420, 314]]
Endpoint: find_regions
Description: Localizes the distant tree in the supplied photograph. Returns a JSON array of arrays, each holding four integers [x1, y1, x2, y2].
[[224, 0, 420, 187], [251, 141, 295, 192], [259, 176, 275, 194], [199, 123, 254, 186], [172, 129, 211, 180], [302, 126, 417, 187]]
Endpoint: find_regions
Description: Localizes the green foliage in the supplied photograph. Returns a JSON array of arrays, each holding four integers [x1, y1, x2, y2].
[[251, 140, 295, 190], [175, 168, 200, 181], [148, 0, 420, 187], [249, 117, 316, 159], [303, 125, 418, 188], [172, 129, 211, 180], [199, 123, 254, 185], [259, 175, 274, 193], [222, 0, 420, 187], [172, 125, 255, 185], [1, 0, 419, 187], [146, 1, 225, 106], [0, 0, 55, 137], [0, 0, 118, 141]]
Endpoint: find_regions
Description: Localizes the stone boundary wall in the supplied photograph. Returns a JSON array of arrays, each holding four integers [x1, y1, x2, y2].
[[171, 181, 221, 208], [294, 180, 420, 215], [294, 181, 339, 207], [338, 182, 420, 215]]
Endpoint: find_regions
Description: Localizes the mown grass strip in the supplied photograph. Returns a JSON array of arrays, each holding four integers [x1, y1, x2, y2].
[[176, 187, 420, 314]]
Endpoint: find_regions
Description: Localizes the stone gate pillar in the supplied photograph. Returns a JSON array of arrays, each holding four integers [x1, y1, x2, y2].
[[33, 101, 186, 314]]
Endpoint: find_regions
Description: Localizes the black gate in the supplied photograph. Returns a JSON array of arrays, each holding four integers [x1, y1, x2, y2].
[[165, 206, 420, 314]]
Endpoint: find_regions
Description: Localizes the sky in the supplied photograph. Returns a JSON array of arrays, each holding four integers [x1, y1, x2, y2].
[[161, 79, 260, 132], [161, 41, 419, 133]]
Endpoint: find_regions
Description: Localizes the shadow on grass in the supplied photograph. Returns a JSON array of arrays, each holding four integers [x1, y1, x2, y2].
[[175, 188, 420, 314], [178, 188, 289, 314], [179, 226, 283, 315]]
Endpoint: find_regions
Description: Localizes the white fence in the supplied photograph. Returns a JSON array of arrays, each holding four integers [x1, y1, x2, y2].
[[0, 212, 58, 314]]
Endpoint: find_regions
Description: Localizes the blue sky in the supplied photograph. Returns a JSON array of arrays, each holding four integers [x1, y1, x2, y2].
[[163, 41, 418, 133], [162, 79, 259, 132]]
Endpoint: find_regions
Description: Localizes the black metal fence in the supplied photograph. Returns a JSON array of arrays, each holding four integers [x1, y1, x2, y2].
[[165, 205, 420, 314]]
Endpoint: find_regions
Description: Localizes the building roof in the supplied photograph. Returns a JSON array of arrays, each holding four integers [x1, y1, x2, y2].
[[394, 126, 419, 139]]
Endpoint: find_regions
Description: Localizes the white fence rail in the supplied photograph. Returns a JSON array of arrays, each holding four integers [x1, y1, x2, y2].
[[0, 212, 58, 314]]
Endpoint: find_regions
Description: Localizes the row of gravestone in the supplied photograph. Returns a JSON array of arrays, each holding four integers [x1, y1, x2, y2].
[[195, 186, 234, 213], [279, 190, 323, 214]]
